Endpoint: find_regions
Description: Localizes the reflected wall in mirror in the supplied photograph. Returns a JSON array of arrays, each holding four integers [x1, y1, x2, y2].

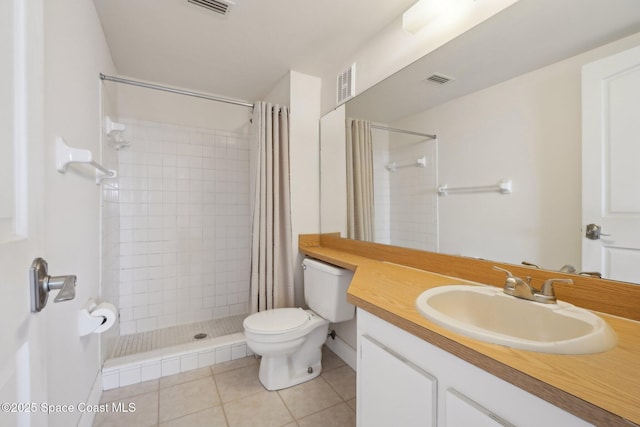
[[319, 0, 640, 283]]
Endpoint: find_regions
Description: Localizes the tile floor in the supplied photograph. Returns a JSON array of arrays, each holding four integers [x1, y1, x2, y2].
[[93, 346, 356, 427]]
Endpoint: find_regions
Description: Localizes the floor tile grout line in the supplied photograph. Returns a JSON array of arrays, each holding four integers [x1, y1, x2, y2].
[[156, 379, 161, 427], [211, 366, 231, 427], [158, 375, 222, 425], [275, 388, 298, 425], [295, 400, 355, 424]]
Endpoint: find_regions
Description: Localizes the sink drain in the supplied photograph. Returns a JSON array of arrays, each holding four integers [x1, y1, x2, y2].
[[194, 333, 207, 340]]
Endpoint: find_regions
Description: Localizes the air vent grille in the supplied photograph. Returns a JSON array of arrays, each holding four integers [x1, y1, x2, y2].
[[424, 73, 455, 85], [188, 0, 234, 15], [337, 63, 356, 104]]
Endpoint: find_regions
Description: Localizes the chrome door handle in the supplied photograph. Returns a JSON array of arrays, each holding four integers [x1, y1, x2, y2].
[[29, 258, 77, 312], [585, 223, 611, 240]]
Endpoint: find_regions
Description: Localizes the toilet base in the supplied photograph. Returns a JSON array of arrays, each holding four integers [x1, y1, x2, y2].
[[256, 321, 329, 390]]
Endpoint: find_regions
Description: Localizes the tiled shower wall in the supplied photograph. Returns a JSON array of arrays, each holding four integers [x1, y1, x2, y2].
[[389, 138, 438, 251], [372, 130, 391, 244], [101, 135, 121, 360], [116, 119, 251, 335], [372, 133, 438, 252]]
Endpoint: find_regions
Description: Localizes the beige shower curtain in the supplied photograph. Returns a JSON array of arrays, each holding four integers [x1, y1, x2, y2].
[[250, 102, 294, 313], [346, 118, 375, 241]]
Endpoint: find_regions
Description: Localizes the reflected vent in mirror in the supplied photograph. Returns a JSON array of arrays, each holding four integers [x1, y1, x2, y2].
[[424, 73, 455, 85], [337, 63, 356, 104], [188, 0, 235, 15]]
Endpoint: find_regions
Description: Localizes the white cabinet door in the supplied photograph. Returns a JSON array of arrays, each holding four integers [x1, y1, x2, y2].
[[359, 335, 437, 427], [445, 389, 515, 427], [582, 44, 640, 282]]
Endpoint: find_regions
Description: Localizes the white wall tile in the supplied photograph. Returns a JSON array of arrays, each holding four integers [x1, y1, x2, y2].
[[141, 362, 162, 381], [102, 371, 120, 390], [119, 366, 141, 387], [161, 357, 180, 376], [180, 354, 199, 372], [215, 346, 231, 364], [111, 120, 250, 335]]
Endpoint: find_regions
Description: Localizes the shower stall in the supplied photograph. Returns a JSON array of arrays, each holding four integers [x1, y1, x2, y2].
[[370, 126, 439, 252], [99, 76, 255, 388]]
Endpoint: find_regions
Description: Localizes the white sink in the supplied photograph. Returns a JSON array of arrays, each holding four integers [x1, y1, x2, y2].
[[415, 285, 617, 354]]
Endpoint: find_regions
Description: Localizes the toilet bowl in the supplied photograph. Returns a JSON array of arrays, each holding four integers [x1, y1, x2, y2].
[[244, 308, 329, 390], [243, 258, 355, 390]]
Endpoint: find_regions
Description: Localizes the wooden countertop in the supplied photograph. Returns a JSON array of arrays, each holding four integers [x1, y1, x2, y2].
[[300, 235, 640, 427]]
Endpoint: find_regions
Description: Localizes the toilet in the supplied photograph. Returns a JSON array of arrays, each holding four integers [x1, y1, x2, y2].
[[243, 257, 355, 390]]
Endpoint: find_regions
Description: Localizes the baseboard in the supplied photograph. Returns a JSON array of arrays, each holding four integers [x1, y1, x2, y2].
[[325, 334, 357, 370], [77, 370, 102, 427]]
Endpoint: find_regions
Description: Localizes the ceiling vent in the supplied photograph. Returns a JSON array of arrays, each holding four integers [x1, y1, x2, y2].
[[424, 73, 455, 85], [337, 63, 356, 104], [188, 0, 235, 15]]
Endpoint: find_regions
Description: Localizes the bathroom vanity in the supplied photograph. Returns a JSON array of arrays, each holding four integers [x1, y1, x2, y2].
[[358, 309, 590, 426], [299, 234, 640, 427]]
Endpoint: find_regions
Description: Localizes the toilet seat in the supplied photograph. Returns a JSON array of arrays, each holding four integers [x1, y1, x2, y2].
[[243, 308, 311, 334]]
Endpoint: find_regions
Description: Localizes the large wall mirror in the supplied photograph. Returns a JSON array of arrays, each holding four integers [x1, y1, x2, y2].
[[320, 0, 640, 284]]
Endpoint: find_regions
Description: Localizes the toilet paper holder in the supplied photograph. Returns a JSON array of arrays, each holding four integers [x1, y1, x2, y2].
[[78, 299, 117, 336]]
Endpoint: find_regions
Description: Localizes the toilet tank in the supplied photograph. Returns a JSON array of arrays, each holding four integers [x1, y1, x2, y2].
[[302, 258, 355, 323]]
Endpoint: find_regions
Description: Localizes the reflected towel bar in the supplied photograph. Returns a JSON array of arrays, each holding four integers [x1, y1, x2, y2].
[[438, 179, 512, 196], [386, 156, 427, 172]]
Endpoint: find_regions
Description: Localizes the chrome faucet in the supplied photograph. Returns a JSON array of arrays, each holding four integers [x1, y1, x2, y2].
[[493, 266, 572, 304]]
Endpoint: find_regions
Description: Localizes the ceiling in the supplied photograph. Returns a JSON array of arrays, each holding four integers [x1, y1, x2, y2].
[[347, 0, 640, 123], [93, 0, 416, 102]]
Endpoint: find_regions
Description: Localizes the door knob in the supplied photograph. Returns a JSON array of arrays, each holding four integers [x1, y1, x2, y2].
[[585, 224, 611, 240], [29, 258, 77, 312]]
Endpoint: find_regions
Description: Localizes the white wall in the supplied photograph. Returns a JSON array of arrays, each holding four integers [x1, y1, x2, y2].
[[392, 32, 640, 269], [263, 72, 291, 107], [289, 71, 322, 307], [319, 105, 348, 236], [114, 83, 252, 134], [43, 0, 116, 425]]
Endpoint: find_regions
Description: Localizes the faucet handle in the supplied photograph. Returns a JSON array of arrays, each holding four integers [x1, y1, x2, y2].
[[493, 266, 518, 290], [540, 278, 573, 297], [493, 266, 514, 278]]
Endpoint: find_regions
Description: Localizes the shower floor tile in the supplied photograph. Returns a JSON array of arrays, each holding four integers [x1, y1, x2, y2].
[[112, 314, 248, 358]]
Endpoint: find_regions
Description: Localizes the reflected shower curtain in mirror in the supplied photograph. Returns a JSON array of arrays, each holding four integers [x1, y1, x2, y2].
[[346, 118, 375, 241], [250, 102, 294, 312]]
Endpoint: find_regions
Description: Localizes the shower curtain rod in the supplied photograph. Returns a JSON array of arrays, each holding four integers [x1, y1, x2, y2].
[[371, 124, 436, 140], [99, 73, 255, 109]]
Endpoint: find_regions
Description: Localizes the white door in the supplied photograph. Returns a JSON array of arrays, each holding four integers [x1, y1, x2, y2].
[[0, 1, 49, 426], [582, 44, 640, 284]]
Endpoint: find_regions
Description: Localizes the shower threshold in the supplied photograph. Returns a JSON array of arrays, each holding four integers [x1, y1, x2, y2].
[[102, 314, 251, 390], [112, 313, 248, 358]]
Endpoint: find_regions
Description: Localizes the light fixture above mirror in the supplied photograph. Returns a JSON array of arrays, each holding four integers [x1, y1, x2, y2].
[[403, 0, 463, 34]]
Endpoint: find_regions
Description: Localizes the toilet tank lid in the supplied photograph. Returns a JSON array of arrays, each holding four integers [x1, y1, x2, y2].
[[243, 308, 310, 334], [302, 258, 353, 276]]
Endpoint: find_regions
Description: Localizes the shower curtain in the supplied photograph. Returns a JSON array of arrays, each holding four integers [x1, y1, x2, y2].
[[346, 118, 375, 241], [249, 102, 294, 313]]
